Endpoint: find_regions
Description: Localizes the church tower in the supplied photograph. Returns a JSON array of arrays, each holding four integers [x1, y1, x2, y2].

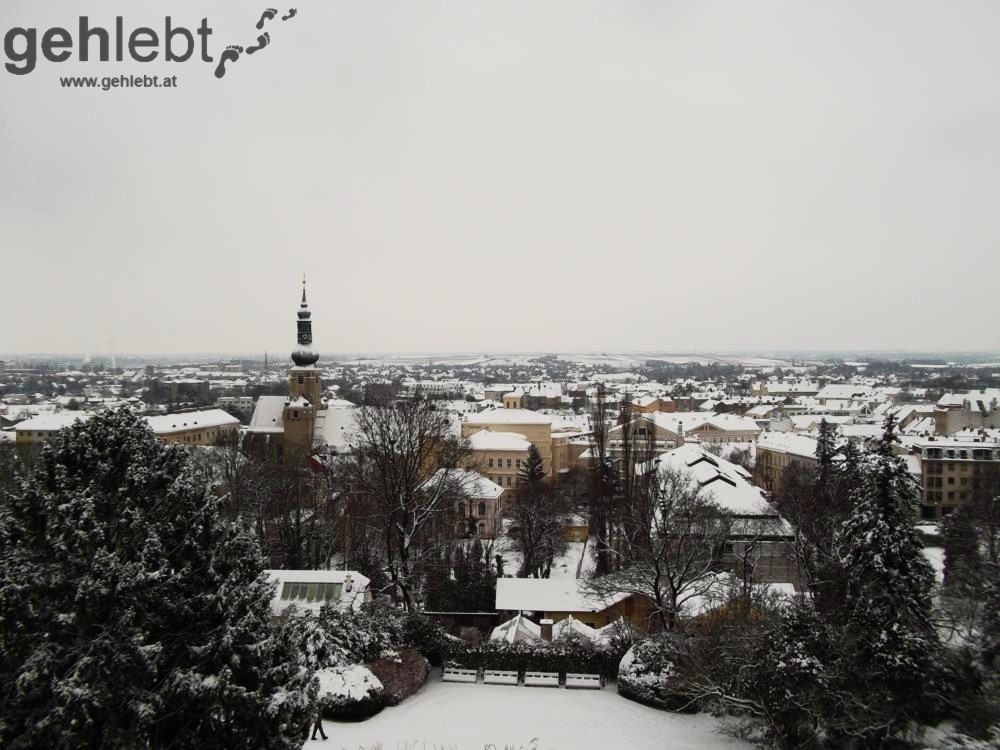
[[283, 278, 325, 464]]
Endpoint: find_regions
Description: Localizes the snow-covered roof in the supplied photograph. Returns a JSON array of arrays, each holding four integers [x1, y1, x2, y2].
[[789, 414, 852, 431], [816, 384, 876, 401], [145, 409, 238, 435], [14, 412, 91, 432], [639, 411, 761, 436], [467, 429, 531, 452], [756, 431, 818, 459], [465, 408, 553, 426], [746, 403, 779, 417], [837, 424, 885, 440], [937, 389, 1000, 410], [655, 444, 778, 517], [903, 416, 936, 435], [422, 468, 504, 499], [247, 395, 286, 433], [313, 405, 357, 450], [495, 577, 630, 614]]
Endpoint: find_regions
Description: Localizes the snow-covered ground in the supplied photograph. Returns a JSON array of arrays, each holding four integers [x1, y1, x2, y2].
[[922, 546, 945, 584], [305, 674, 748, 750], [493, 531, 594, 581]]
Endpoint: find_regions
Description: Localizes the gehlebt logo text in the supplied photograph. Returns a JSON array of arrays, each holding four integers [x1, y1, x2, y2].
[[2, 8, 297, 80]]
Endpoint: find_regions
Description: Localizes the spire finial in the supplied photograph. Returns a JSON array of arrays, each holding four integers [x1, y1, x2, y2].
[[292, 276, 319, 367]]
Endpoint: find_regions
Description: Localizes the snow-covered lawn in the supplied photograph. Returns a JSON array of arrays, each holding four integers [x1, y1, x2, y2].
[[305, 674, 748, 750], [922, 546, 945, 584], [493, 530, 594, 580]]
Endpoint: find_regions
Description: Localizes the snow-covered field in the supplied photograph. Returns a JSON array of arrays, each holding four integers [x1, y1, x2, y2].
[[305, 675, 748, 750], [922, 546, 945, 584]]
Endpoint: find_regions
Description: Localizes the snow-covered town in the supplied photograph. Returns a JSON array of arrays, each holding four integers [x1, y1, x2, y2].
[[3, 2, 1000, 749], [2, 285, 999, 749]]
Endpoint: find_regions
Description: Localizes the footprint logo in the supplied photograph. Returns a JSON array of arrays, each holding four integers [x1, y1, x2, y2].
[[256, 8, 278, 29], [246, 33, 270, 55], [216, 9, 297, 80], [214, 45, 243, 79]]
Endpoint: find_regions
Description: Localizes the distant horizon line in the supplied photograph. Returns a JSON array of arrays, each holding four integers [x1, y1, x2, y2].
[[3, 349, 1000, 360]]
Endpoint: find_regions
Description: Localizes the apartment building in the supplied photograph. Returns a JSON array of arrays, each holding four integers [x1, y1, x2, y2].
[[465, 429, 531, 489], [462, 408, 555, 475], [145, 408, 240, 445], [916, 433, 1000, 520], [755, 432, 819, 493]]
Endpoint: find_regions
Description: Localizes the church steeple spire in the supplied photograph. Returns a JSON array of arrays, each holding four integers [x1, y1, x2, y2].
[[291, 276, 320, 367]]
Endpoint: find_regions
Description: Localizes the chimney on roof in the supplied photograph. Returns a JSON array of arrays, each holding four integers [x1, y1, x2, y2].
[[540, 618, 553, 641]]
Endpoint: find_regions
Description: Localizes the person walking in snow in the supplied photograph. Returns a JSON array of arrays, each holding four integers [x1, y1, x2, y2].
[[310, 707, 327, 741]]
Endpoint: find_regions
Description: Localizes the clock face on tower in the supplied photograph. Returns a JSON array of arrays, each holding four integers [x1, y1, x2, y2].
[[301, 331, 312, 344]]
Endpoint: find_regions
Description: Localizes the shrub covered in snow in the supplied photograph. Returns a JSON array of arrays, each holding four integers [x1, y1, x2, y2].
[[284, 601, 400, 670], [617, 635, 694, 711], [316, 665, 388, 721], [282, 600, 442, 713], [284, 601, 450, 671]]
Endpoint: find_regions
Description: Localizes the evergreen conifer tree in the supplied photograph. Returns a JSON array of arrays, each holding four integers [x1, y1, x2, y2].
[[750, 598, 837, 747], [0, 409, 315, 749], [509, 444, 564, 577], [832, 417, 939, 734]]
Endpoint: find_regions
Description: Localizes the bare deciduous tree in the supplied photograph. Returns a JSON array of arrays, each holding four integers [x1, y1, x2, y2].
[[196, 435, 344, 569], [337, 398, 472, 610], [587, 463, 732, 630]]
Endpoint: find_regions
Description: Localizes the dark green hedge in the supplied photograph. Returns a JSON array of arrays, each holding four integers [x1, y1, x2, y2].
[[445, 636, 626, 681]]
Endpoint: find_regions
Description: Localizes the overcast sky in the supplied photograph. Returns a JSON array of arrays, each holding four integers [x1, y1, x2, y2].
[[2, 1, 998, 357]]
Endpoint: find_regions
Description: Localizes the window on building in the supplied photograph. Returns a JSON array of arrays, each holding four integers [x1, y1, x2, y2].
[[488, 458, 494, 468], [506, 458, 512, 468], [280, 581, 343, 602], [478, 522, 485, 535], [478, 502, 487, 517]]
